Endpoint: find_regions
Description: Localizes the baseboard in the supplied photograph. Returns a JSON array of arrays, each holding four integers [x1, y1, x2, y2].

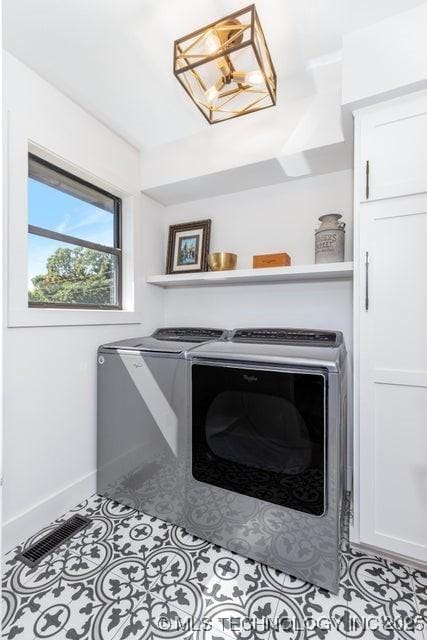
[[2, 470, 97, 554], [350, 540, 426, 572]]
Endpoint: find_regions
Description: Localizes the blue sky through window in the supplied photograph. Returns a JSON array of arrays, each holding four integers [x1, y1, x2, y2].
[[28, 178, 115, 287]]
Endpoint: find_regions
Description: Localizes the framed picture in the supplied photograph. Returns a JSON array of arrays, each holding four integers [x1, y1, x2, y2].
[[166, 219, 211, 274]]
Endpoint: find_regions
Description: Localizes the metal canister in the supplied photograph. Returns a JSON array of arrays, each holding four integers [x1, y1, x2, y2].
[[315, 214, 345, 264]]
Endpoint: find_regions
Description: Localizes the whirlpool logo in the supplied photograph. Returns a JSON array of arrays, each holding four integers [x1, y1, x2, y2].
[[243, 374, 258, 383]]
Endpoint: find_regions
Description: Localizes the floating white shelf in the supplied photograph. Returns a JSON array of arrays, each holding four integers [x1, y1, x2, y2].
[[147, 262, 354, 288]]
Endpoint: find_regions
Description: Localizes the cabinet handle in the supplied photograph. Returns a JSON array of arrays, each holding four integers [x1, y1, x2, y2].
[[365, 160, 370, 200], [365, 251, 369, 311]]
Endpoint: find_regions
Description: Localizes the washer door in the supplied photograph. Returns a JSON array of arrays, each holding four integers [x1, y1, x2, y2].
[[191, 362, 327, 516]]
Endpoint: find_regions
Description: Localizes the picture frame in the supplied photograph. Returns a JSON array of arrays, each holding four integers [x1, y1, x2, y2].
[[166, 219, 211, 274]]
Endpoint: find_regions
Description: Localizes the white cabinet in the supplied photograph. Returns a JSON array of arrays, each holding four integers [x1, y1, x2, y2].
[[354, 92, 427, 564], [359, 91, 427, 202]]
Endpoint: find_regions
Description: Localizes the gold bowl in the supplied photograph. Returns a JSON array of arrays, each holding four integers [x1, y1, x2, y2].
[[208, 252, 237, 271]]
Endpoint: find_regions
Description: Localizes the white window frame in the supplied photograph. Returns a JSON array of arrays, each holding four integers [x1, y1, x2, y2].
[[6, 112, 141, 327]]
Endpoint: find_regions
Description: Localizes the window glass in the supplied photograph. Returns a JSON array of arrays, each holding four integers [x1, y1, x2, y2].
[[28, 234, 119, 307], [28, 178, 115, 247], [27, 155, 121, 309]]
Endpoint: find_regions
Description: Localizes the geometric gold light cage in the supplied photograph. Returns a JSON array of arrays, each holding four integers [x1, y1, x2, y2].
[[173, 4, 277, 124]]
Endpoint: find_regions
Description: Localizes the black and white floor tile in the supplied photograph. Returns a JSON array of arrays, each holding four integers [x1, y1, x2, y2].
[[2, 495, 426, 640]]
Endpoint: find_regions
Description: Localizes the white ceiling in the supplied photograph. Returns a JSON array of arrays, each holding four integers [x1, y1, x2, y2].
[[3, 0, 424, 150]]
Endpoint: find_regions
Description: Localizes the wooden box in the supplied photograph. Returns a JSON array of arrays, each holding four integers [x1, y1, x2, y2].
[[253, 252, 291, 268]]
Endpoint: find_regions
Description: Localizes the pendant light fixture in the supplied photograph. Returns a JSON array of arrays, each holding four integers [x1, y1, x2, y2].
[[173, 5, 277, 124]]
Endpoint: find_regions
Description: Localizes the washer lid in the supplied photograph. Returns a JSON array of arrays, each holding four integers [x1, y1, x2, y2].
[[99, 327, 228, 354], [152, 327, 228, 343]]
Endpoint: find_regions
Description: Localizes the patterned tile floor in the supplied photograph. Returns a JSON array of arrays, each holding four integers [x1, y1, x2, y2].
[[2, 494, 426, 640]]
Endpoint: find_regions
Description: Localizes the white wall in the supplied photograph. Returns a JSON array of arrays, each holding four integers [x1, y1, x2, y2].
[[161, 170, 353, 270], [2, 54, 164, 552], [163, 280, 352, 366], [0, 24, 3, 562], [161, 168, 353, 371], [142, 61, 352, 205], [342, 4, 427, 107], [140, 61, 351, 205]]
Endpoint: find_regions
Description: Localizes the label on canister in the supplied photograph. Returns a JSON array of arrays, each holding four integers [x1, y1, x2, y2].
[[315, 229, 345, 263]]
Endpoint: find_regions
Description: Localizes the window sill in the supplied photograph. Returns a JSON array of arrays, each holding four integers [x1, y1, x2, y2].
[[8, 307, 142, 328]]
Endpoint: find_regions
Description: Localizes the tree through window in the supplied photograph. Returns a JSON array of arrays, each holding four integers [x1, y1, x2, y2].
[[28, 154, 122, 309]]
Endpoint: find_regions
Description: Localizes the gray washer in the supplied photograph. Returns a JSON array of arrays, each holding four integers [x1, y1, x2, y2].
[[97, 327, 229, 526], [184, 328, 347, 593]]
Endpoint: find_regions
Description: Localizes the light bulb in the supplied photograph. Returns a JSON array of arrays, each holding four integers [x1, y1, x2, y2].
[[205, 29, 221, 55], [245, 70, 265, 86], [205, 85, 219, 103]]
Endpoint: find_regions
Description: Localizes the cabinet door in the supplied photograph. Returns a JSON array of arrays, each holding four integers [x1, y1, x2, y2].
[[359, 197, 427, 561], [359, 91, 427, 202]]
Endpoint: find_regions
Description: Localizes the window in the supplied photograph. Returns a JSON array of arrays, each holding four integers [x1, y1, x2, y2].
[[28, 154, 122, 309]]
